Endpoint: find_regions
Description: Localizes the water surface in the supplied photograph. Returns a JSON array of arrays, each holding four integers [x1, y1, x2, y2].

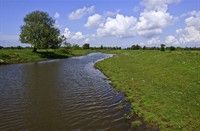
[[0, 53, 132, 130]]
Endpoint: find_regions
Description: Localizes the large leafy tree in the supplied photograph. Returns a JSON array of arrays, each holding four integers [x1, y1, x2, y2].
[[20, 11, 65, 52]]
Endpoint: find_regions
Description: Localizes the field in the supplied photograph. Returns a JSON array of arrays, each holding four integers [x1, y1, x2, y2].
[[0, 49, 97, 64], [96, 50, 200, 130]]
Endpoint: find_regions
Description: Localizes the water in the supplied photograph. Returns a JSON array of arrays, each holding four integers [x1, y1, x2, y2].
[[0, 53, 132, 130]]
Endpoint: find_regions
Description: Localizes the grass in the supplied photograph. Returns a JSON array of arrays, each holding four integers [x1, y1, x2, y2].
[[131, 120, 142, 127], [0, 49, 97, 64], [95, 50, 200, 130]]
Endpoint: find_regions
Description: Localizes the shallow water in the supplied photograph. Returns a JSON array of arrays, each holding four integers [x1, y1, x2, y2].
[[0, 53, 132, 130]]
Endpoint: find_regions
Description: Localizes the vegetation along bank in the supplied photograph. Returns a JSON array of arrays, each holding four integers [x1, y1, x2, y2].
[[95, 50, 200, 130]]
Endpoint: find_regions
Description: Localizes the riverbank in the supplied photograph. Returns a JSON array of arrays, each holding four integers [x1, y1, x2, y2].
[[0, 49, 97, 64], [95, 50, 200, 130]]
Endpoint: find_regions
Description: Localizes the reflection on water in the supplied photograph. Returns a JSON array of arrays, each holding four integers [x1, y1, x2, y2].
[[0, 53, 132, 130]]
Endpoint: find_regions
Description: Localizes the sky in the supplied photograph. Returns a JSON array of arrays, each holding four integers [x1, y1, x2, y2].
[[0, 0, 200, 48]]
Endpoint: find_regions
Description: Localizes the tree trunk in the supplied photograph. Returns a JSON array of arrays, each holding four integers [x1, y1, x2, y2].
[[32, 47, 37, 52]]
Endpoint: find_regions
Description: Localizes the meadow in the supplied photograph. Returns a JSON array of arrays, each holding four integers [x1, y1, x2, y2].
[[96, 50, 200, 130]]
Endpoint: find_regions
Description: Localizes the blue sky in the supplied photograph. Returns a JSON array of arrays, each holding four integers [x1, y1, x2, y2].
[[0, 0, 200, 47]]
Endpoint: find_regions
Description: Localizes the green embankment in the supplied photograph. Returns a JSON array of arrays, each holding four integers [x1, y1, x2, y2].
[[95, 50, 200, 130], [0, 49, 97, 64]]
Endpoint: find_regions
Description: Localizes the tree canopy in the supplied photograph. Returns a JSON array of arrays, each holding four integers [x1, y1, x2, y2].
[[20, 11, 65, 52], [83, 43, 90, 49]]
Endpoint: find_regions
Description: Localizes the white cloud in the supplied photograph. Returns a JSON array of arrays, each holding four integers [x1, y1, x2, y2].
[[133, 0, 177, 38], [141, 0, 180, 12], [72, 32, 85, 40], [147, 37, 161, 46], [136, 10, 173, 38], [68, 6, 95, 20], [104, 9, 121, 17], [97, 14, 137, 37], [63, 28, 71, 38], [84, 14, 102, 28], [176, 26, 200, 46], [54, 12, 60, 19], [177, 11, 200, 46], [165, 11, 200, 47], [185, 11, 200, 30], [165, 35, 179, 46]]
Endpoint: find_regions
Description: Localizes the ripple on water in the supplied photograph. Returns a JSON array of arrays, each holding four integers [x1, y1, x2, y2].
[[0, 53, 132, 130]]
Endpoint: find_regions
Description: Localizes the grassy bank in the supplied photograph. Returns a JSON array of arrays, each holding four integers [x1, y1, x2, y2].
[[95, 50, 200, 130], [0, 49, 97, 64]]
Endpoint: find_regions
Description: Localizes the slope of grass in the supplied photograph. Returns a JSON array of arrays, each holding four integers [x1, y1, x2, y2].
[[0, 49, 97, 64], [95, 50, 200, 130]]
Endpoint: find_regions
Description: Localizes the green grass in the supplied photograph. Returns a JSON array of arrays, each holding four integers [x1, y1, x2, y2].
[[95, 50, 200, 130], [131, 120, 142, 127], [0, 49, 97, 64]]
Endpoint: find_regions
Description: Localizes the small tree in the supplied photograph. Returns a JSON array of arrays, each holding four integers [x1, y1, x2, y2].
[[83, 43, 90, 49], [20, 11, 65, 52], [160, 44, 165, 51]]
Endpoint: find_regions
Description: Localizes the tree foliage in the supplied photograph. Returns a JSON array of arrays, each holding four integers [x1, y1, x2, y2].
[[160, 44, 166, 51], [131, 44, 142, 50], [169, 46, 176, 51], [20, 11, 65, 52], [83, 43, 90, 49]]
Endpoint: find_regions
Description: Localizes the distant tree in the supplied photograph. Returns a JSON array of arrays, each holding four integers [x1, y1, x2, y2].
[[63, 42, 72, 49], [83, 43, 90, 49], [72, 44, 80, 49], [100, 45, 103, 49], [62, 42, 72, 54], [20, 11, 65, 52], [169, 46, 176, 51], [143, 46, 147, 50], [0, 46, 3, 49], [17, 46, 23, 49], [131, 44, 141, 50], [160, 44, 166, 51]]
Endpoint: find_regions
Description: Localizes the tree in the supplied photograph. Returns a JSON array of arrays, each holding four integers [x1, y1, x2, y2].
[[63, 42, 72, 49], [131, 44, 141, 50], [83, 43, 90, 49], [143, 46, 147, 50], [100, 45, 103, 49], [160, 44, 166, 51], [169, 46, 176, 51], [20, 11, 65, 52]]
